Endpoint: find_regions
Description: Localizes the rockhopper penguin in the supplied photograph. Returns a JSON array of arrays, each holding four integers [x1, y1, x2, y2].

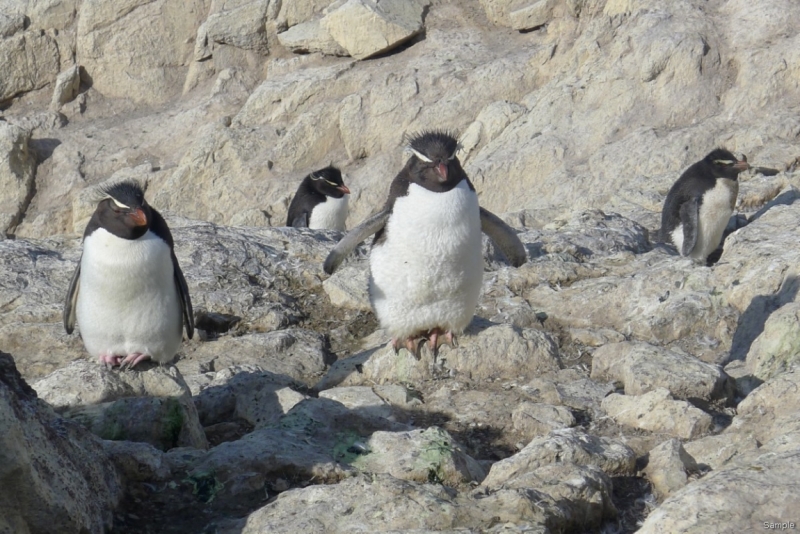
[[64, 180, 194, 368], [660, 148, 750, 263], [286, 166, 350, 231], [324, 131, 526, 357]]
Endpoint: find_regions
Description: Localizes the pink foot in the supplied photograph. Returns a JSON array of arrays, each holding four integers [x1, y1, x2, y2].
[[445, 330, 457, 347], [119, 352, 151, 370], [98, 353, 124, 368]]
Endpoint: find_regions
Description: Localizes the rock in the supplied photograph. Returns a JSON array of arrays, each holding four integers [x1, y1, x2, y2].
[[0, 13, 25, 38], [454, 100, 528, 162], [62, 393, 208, 451], [0, 352, 122, 533], [727, 368, 800, 444], [76, 0, 207, 104], [322, 263, 371, 311], [509, 0, 559, 31], [521, 372, 616, 412], [683, 433, 759, 471], [236, 474, 471, 533], [277, 0, 334, 28], [189, 366, 300, 426], [199, 1, 270, 56], [277, 19, 349, 56], [0, 31, 60, 103], [637, 448, 800, 534], [50, 65, 81, 109], [351, 427, 486, 485], [601, 388, 713, 440], [102, 440, 171, 482], [591, 341, 733, 402], [511, 401, 576, 438], [33, 361, 192, 409], [180, 329, 332, 384], [745, 302, 800, 381], [482, 428, 636, 487], [318, 322, 560, 388], [0, 123, 36, 235], [483, 463, 617, 532], [321, 0, 426, 60], [644, 439, 699, 499], [318, 386, 395, 420]]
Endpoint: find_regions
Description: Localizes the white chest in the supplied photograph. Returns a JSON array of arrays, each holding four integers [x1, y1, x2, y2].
[[76, 228, 182, 361], [674, 179, 738, 261], [368, 180, 484, 338], [309, 195, 349, 231]]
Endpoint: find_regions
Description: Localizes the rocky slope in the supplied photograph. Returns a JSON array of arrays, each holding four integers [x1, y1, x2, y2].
[[1, 0, 800, 532]]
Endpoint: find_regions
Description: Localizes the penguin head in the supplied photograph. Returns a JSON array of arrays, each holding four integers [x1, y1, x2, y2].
[[95, 180, 152, 240], [703, 149, 750, 180], [307, 166, 350, 199], [403, 130, 465, 192]]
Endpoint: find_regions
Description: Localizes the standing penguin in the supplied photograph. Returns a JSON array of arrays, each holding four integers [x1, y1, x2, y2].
[[64, 180, 194, 368], [286, 166, 351, 231], [324, 131, 526, 356], [660, 149, 750, 263]]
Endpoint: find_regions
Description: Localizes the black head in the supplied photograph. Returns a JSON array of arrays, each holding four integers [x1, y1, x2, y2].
[[306, 166, 350, 199], [93, 180, 152, 240], [701, 148, 750, 180], [403, 130, 466, 192]]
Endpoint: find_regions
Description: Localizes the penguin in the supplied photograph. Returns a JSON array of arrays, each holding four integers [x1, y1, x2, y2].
[[64, 180, 194, 368], [286, 166, 351, 231], [660, 148, 750, 263], [324, 130, 526, 357]]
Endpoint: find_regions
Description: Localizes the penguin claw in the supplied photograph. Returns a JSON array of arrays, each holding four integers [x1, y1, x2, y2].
[[446, 331, 458, 348], [390, 338, 401, 354], [98, 354, 123, 368], [119, 353, 151, 370]]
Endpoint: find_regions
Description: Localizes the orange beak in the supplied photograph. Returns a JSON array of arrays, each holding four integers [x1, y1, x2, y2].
[[436, 163, 448, 182], [338, 185, 351, 195], [733, 159, 750, 171], [129, 208, 147, 227]]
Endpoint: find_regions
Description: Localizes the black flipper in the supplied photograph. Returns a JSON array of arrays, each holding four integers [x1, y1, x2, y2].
[[173, 253, 194, 340], [63, 260, 81, 334], [679, 197, 699, 257], [323, 210, 391, 275], [291, 212, 309, 228], [479, 207, 527, 267]]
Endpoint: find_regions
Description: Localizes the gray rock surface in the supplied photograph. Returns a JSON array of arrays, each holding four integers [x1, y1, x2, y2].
[[2, 0, 800, 531], [0, 352, 122, 534], [0, 122, 36, 235], [591, 341, 733, 402], [601, 388, 713, 440], [644, 439, 699, 500]]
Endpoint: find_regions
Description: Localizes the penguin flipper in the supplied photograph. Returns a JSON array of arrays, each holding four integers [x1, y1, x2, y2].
[[63, 260, 81, 334], [679, 198, 699, 257], [172, 253, 195, 340], [291, 213, 309, 228], [324, 210, 390, 274], [479, 207, 527, 267]]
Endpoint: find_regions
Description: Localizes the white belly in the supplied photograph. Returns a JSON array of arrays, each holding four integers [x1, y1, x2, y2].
[[309, 195, 349, 231], [675, 179, 737, 262], [76, 228, 183, 363], [368, 181, 483, 339]]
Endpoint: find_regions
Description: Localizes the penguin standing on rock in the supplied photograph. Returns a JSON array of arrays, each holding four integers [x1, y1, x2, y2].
[[286, 166, 351, 231], [660, 148, 750, 263], [324, 131, 526, 357], [64, 180, 194, 368]]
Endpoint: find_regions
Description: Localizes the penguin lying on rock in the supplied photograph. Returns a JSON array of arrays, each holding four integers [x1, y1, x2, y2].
[[286, 166, 350, 231], [324, 131, 527, 357], [64, 180, 194, 368], [660, 148, 750, 264]]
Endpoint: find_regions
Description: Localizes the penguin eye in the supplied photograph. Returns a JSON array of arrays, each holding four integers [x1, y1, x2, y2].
[[109, 197, 130, 210], [713, 160, 735, 166]]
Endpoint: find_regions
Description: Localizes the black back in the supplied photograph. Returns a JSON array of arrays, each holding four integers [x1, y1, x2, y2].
[[660, 148, 746, 237], [286, 166, 347, 227]]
